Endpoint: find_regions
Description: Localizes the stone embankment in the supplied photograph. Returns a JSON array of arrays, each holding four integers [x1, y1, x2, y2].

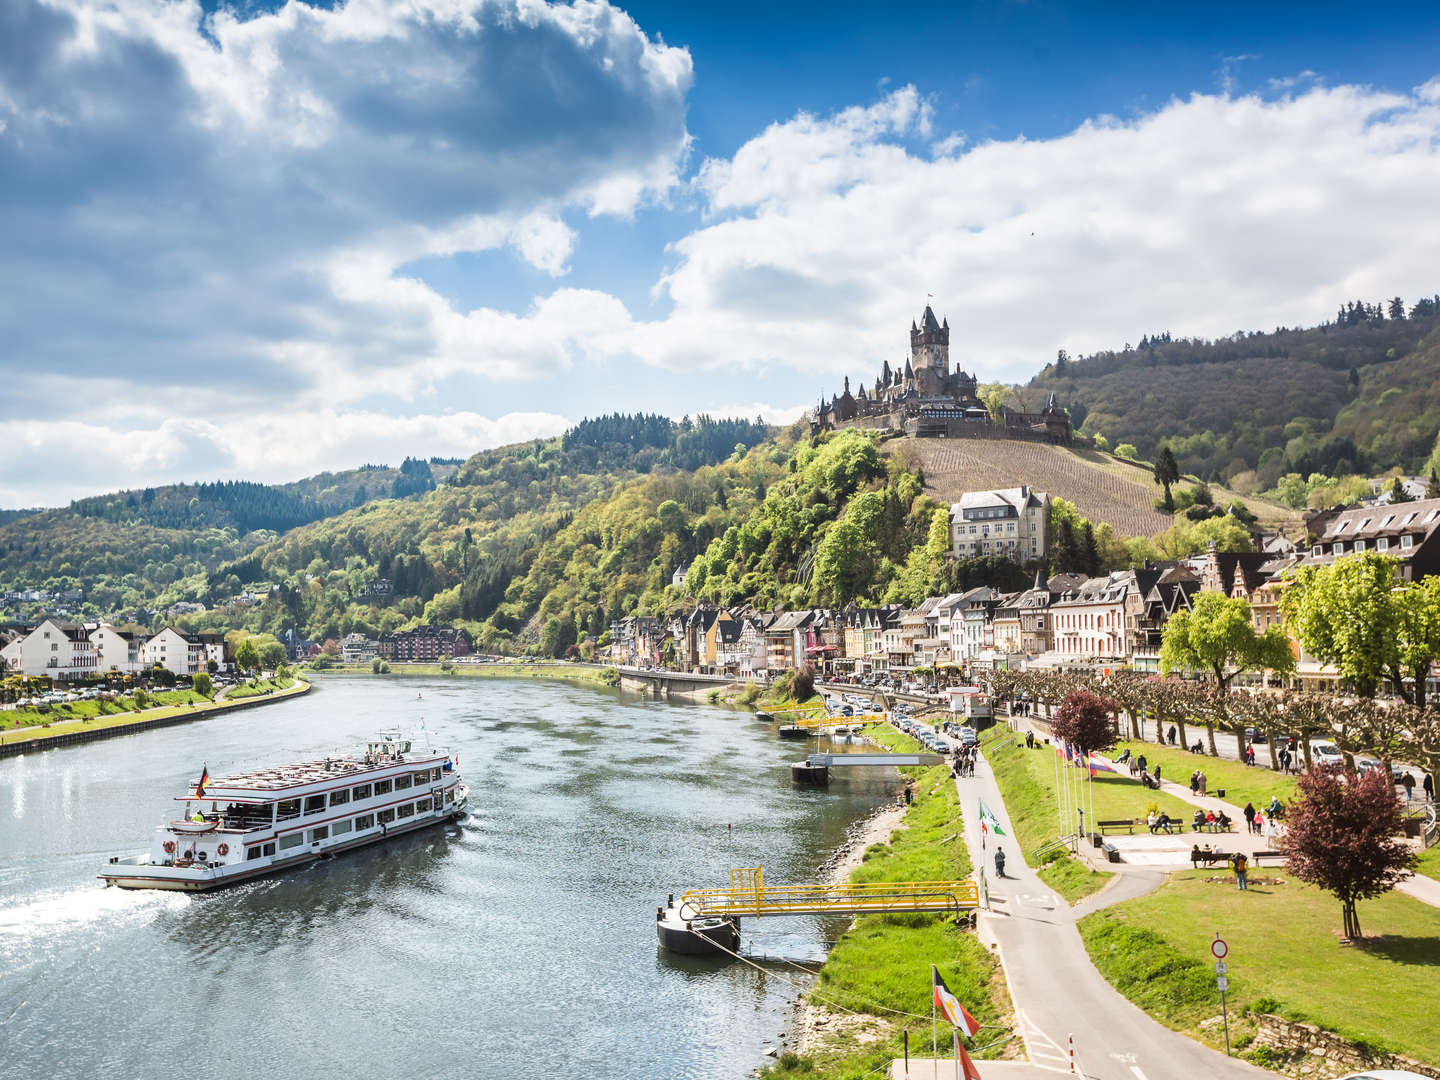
[[1249, 1013, 1440, 1079]]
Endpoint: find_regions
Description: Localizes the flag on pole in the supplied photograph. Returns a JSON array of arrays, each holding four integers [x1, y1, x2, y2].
[[978, 799, 1006, 836], [933, 965, 983, 1037], [194, 763, 210, 799], [1087, 754, 1118, 776], [957, 1034, 983, 1080]]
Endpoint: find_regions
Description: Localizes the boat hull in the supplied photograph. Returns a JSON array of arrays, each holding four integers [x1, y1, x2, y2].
[[777, 725, 809, 739], [656, 912, 740, 955], [790, 761, 830, 786], [100, 807, 467, 891]]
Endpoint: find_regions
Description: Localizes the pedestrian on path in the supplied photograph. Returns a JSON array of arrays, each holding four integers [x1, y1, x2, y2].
[[1243, 802, 1257, 834], [1232, 852, 1249, 890], [1425, 772, 1434, 801], [1168, 725, 1177, 745], [1199, 771, 1208, 795], [1153, 763, 1162, 784], [1265, 816, 1280, 842], [1402, 773, 1416, 801], [1190, 770, 1200, 794]]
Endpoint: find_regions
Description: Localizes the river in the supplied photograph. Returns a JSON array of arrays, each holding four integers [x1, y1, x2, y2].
[[0, 675, 903, 1079]]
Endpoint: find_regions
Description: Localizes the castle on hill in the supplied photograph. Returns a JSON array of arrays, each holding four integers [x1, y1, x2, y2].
[[811, 305, 1072, 442]]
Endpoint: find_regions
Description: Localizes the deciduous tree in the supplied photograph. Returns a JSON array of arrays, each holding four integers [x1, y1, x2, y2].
[[1159, 592, 1295, 753], [235, 639, 260, 675], [1282, 765, 1415, 939], [1051, 690, 1120, 757]]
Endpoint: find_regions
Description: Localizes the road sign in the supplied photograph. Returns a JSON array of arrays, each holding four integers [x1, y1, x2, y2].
[[1216, 975, 1230, 992], [1214, 960, 1228, 975], [1211, 937, 1228, 960]]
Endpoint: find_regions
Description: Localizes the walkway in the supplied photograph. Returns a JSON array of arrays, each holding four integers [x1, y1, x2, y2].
[[951, 748, 1271, 1079]]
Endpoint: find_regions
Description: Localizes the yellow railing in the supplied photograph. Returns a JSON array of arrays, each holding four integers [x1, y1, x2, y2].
[[681, 865, 979, 918], [786, 711, 888, 729]]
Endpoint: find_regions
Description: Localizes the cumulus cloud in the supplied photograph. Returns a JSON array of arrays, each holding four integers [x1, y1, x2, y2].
[[628, 79, 1440, 381], [0, 409, 571, 506], [0, 0, 691, 406]]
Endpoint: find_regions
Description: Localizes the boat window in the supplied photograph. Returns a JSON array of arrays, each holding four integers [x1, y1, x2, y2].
[[309, 826, 329, 843], [414, 771, 431, 786], [397, 803, 415, 820], [329, 788, 349, 806], [415, 797, 432, 813], [394, 774, 412, 790], [354, 813, 375, 830], [373, 779, 392, 796], [430, 767, 441, 782], [351, 784, 371, 801], [276, 799, 300, 821], [377, 808, 396, 824], [304, 794, 326, 815], [332, 819, 352, 836], [278, 832, 304, 851], [263, 842, 276, 856], [445, 790, 454, 804], [247, 846, 262, 860]]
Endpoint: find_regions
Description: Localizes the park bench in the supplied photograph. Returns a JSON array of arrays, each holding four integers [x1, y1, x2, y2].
[[1101, 840, 1121, 863], [1191, 849, 1232, 866], [1096, 818, 1137, 834], [1251, 850, 1286, 864]]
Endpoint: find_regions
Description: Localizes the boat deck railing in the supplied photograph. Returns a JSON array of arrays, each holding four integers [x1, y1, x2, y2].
[[679, 866, 979, 919]]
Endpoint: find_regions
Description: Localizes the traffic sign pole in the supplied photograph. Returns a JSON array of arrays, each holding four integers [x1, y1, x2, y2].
[[1214, 934, 1231, 1055]]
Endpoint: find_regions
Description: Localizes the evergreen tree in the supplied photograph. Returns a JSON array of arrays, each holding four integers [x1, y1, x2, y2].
[[1388, 296, 1406, 320], [1153, 447, 1180, 511], [1428, 467, 1439, 500]]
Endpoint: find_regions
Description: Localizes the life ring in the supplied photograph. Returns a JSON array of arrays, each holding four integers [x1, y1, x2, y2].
[[163, 840, 176, 854], [217, 843, 229, 856]]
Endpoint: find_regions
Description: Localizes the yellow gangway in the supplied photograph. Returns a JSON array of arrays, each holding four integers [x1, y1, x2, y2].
[[681, 865, 979, 919], [787, 711, 888, 730]]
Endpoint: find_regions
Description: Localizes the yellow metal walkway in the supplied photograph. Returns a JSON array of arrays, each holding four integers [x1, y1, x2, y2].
[[785, 712, 888, 730], [680, 866, 979, 919]]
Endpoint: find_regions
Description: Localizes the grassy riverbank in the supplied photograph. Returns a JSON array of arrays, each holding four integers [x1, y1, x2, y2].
[[1079, 869, 1440, 1067], [312, 661, 619, 686], [762, 731, 1012, 1079], [226, 675, 297, 699], [0, 677, 309, 746], [983, 733, 1179, 903]]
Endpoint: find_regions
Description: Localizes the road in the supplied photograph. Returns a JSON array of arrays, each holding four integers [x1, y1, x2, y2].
[[952, 746, 1272, 1080]]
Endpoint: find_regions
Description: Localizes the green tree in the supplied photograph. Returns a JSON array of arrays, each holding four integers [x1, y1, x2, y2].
[[1280, 554, 1412, 699], [1387, 477, 1413, 503], [1429, 466, 1440, 500], [977, 382, 1011, 421], [1153, 446, 1180, 510], [1114, 443, 1138, 460], [235, 638, 260, 676], [1159, 591, 1295, 754], [192, 672, 213, 698], [259, 641, 287, 671]]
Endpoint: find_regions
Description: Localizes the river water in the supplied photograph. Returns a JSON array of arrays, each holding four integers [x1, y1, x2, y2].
[[0, 675, 902, 1079]]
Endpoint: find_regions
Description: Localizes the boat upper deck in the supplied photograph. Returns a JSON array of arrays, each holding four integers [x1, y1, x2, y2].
[[197, 750, 449, 797]]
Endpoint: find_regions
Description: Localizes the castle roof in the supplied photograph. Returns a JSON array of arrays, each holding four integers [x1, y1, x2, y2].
[[920, 305, 942, 333]]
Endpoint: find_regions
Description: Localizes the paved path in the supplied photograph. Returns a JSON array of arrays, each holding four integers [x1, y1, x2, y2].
[[951, 747, 1272, 1080]]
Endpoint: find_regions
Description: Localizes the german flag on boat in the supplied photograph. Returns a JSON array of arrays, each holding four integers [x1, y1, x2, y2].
[[932, 965, 982, 1037], [194, 764, 210, 799]]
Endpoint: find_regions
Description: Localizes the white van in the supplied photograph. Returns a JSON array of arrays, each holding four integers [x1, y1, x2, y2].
[[1309, 741, 1344, 767]]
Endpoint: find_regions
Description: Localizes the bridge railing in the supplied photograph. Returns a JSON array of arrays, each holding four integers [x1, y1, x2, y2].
[[680, 867, 979, 918]]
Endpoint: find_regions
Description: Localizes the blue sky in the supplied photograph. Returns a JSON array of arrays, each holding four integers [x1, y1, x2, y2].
[[3, 0, 1440, 505]]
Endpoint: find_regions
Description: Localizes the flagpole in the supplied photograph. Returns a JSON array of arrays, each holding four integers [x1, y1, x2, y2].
[[932, 965, 938, 1066], [954, 1027, 961, 1080], [1053, 741, 1064, 841]]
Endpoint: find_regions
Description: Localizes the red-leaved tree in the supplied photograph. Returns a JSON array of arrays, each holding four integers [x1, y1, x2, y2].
[[1051, 690, 1120, 757], [1282, 765, 1416, 939]]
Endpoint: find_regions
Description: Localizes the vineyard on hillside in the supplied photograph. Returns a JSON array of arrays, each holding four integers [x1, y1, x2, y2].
[[893, 439, 1177, 538]]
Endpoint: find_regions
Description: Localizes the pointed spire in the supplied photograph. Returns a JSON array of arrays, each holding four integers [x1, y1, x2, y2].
[[1033, 568, 1044, 591], [921, 305, 942, 333], [843, 375, 850, 395]]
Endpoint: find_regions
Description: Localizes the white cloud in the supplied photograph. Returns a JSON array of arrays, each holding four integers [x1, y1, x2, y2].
[[619, 79, 1440, 384], [0, 409, 572, 506], [0, 0, 691, 408]]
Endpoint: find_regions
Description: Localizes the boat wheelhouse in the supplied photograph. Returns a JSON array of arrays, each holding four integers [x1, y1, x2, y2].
[[99, 732, 468, 891]]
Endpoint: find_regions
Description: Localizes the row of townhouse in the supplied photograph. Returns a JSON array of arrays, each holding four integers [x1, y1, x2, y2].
[[1, 620, 229, 680], [602, 496, 1440, 685]]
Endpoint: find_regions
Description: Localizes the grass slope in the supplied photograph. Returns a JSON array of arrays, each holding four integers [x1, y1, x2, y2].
[[763, 760, 1009, 1080], [1079, 869, 1440, 1065], [1111, 741, 1299, 810]]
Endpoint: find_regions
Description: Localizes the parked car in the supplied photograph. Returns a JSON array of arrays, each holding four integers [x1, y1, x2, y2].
[[1309, 741, 1344, 767], [958, 728, 978, 747]]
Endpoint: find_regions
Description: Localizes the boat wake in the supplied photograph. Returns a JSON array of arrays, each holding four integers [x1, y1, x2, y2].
[[0, 883, 188, 938]]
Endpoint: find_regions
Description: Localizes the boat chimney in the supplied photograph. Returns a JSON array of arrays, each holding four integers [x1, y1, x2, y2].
[[668, 893, 674, 908]]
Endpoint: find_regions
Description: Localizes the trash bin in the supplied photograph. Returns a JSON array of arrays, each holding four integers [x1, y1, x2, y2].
[[1216, 788, 1226, 799], [1091, 832, 1104, 849]]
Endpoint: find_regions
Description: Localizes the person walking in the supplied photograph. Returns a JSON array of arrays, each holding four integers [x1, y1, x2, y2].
[[1232, 851, 1249, 891], [1153, 763, 1162, 785], [1168, 724, 1178, 746], [1402, 773, 1416, 802], [1425, 772, 1435, 802], [1137, 753, 1148, 775], [1190, 770, 1200, 794], [1199, 771, 1208, 796], [1243, 802, 1258, 834]]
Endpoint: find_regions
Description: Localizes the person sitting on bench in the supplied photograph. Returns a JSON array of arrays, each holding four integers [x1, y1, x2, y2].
[[1155, 811, 1175, 834], [1193, 808, 1207, 831], [1215, 810, 1233, 831]]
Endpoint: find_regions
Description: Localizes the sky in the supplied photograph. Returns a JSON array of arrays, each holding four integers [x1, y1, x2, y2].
[[3, 0, 1440, 507]]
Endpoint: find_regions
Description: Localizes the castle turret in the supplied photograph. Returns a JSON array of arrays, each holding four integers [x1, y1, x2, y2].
[[910, 303, 950, 376]]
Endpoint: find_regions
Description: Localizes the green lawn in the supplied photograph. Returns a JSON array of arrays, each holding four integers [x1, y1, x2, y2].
[[0, 678, 306, 745], [1079, 869, 1440, 1065], [1415, 843, 1440, 884], [762, 762, 1011, 1079], [226, 676, 296, 699], [985, 735, 1193, 903], [1112, 741, 1298, 809]]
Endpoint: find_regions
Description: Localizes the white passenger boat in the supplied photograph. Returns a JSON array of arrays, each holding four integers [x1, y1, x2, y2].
[[99, 731, 468, 891]]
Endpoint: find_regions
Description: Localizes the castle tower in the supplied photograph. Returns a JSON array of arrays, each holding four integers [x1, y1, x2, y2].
[[910, 304, 950, 376]]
